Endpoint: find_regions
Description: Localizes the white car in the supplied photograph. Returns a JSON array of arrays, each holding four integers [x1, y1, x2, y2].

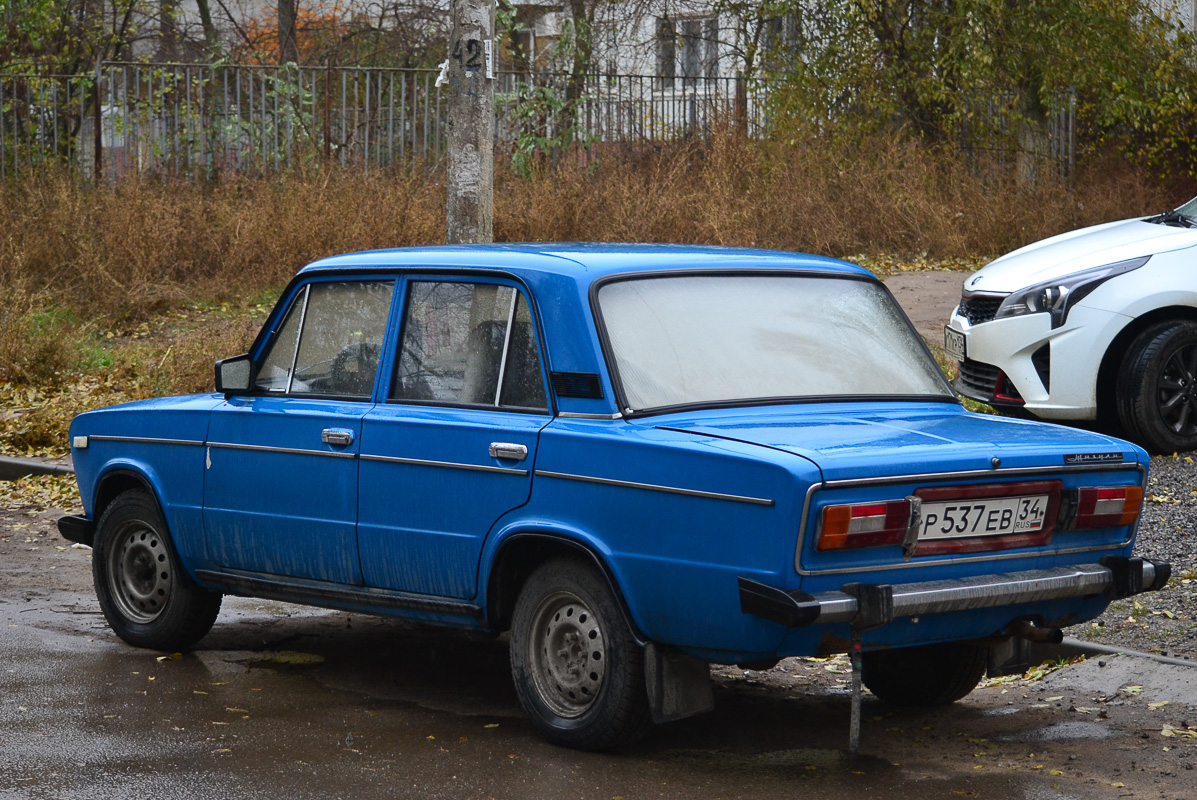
[[946, 198, 1197, 453]]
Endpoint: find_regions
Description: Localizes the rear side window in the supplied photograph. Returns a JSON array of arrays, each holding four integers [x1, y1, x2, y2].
[[391, 281, 548, 411], [254, 280, 395, 399]]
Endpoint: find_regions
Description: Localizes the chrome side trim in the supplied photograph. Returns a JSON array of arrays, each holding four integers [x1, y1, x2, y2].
[[556, 411, 624, 420], [535, 469, 774, 506], [89, 435, 205, 447], [206, 441, 356, 459], [361, 453, 528, 476], [794, 462, 1146, 575]]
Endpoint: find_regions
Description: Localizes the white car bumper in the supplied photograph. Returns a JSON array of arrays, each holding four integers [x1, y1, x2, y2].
[[946, 303, 1133, 420]]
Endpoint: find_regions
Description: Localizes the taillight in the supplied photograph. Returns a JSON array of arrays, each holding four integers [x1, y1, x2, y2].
[[818, 500, 910, 551], [1074, 486, 1143, 529]]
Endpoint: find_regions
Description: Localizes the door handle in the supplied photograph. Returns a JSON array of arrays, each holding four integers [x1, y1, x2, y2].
[[489, 442, 528, 461], [322, 428, 355, 447]]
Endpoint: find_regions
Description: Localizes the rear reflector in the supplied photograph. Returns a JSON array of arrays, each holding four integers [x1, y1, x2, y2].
[[1074, 486, 1144, 529], [818, 500, 910, 551]]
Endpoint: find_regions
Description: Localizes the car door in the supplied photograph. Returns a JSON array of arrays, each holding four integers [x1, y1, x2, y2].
[[357, 277, 552, 599], [204, 278, 396, 584]]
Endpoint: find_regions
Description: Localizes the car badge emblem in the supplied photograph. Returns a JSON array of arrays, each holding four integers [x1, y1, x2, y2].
[[1063, 452, 1124, 465]]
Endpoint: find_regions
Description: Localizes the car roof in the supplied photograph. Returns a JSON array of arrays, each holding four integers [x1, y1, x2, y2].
[[299, 243, 870, 284], [294, 244, 874, 417]]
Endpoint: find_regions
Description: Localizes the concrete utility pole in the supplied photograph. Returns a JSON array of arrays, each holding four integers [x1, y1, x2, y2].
[[444, 0, 496, 244]]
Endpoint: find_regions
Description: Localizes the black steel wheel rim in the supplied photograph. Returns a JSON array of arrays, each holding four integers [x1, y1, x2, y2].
[[107, 521, 173, 624], [527, 590, 606, 718], [1157, 341, 1197, 438]]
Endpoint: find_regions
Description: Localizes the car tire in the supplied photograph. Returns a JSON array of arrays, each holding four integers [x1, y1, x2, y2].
[[509, 557, 651, 751], [92, 489, 222, 651], [1116, 321, 1197, 454], [861, 642, 988, 706]]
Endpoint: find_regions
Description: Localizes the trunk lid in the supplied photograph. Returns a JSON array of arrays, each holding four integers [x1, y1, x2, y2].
[[651, 403, 1140, 481]]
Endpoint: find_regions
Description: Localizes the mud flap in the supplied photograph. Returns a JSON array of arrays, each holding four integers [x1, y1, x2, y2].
[[644, 643, 714, 724]]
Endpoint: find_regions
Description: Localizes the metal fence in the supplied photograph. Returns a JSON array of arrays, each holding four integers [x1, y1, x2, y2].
[[958, 90, 1076, 183], [0, 62, 769, 180], [0, 61, 1072, 181]]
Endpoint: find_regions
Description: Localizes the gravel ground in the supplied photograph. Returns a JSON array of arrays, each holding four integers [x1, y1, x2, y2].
[[1074, 454, 1197, 660]]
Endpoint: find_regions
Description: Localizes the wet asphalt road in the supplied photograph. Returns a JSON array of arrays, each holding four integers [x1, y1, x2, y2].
[[5, 507, 1197, 800]]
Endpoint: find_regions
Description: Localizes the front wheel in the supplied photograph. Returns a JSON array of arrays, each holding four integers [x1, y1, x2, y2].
[[862, 641, 988, 706], [509, 558, 651, 751], [92, 490, 222, 651], [1116, 321, 1197, 454]]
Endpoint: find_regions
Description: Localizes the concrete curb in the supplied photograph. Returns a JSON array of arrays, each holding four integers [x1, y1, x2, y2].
[[0, 455, 74, 482], [1029, 636, 1197, 669]]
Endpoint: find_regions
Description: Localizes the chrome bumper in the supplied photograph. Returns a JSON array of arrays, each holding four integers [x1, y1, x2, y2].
[[739, 557, 1171, 630]]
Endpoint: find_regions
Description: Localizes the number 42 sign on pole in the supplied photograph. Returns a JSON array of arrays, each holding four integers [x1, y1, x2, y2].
[[443, 0, 496, 245]]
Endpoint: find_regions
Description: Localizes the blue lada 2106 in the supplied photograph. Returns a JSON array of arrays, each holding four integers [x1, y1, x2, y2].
[[58, 244, 1169, 751]]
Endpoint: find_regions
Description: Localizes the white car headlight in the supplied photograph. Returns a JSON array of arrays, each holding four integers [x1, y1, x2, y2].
[[994, 256, 1150, 329]]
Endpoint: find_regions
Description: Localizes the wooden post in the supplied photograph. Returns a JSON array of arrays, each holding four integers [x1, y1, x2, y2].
[[93, 60, 103, 183], [444, 0, 495, 244]]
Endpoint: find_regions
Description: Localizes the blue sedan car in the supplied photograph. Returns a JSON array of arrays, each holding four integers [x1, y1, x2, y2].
[[59, 244, 1168, 750]]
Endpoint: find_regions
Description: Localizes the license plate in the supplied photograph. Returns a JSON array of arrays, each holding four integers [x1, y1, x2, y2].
[[919, 495, 1049, 540], [944, 326, 966, 362]]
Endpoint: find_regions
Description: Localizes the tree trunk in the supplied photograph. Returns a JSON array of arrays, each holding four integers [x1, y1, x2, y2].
[[279, 0, 299, 64], [557, 0, 593, 156], [158, 0, 178, 62], [194, 0, 220, 57]]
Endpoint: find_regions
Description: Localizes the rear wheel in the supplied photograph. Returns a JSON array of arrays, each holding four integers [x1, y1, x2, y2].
[[93, 490, 222, 651], [861, 642, 988, 706], [509, 558, 651, 751], [1117, 321, 1197, 454]]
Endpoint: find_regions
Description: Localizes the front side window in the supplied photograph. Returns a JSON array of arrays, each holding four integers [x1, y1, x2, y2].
[[597, 274, 954, 412], [254, 280, 395, 399], [391, 281, 548, 411]]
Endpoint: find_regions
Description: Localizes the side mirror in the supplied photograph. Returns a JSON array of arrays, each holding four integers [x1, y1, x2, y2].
[[215, 354, 252, 394]]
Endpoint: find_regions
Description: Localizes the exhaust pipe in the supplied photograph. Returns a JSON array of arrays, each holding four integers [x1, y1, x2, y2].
[[1009, 618, 1063, 644]]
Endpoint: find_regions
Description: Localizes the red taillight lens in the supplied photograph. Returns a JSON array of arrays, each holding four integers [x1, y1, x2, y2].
[[1074, 486, 1144, 529], [818, 500, 910, 551]]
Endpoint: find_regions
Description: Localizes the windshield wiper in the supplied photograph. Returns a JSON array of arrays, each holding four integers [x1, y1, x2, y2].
[[1148, 209, 1197, 228]]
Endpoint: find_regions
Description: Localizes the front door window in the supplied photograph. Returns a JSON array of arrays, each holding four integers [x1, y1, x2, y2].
[[255, 280, 394, 400]]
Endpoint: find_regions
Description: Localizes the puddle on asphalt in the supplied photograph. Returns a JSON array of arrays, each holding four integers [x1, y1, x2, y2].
[[657, 746, 891, 776], [979, 706, 1022, 716], [1001, 720, 1114, 742], [242, 650, 326, 666]]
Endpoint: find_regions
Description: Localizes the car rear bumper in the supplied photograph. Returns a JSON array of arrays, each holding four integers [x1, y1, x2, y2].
[[739, 557, 1170, 630]]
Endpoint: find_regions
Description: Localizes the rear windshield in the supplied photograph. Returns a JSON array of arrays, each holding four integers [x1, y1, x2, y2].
[[596, 274, 954, 412]]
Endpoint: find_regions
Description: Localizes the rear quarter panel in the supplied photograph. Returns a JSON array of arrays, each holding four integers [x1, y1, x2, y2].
[[502, 418, 819, 662]]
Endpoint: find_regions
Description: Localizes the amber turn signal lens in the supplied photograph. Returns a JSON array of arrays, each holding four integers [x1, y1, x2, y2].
[[1074, 486, 1144, 529]]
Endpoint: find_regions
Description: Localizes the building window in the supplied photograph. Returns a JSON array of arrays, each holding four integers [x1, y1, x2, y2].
[[658, 16, 719, 90], [656, 17, 676, 88]]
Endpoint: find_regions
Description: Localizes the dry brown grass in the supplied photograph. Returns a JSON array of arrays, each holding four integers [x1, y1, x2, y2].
[[497, 135, 1175, 256], [0, 133, 1180, 390]]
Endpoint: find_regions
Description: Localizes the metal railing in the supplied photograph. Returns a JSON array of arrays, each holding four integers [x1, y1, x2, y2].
[[0, 63, 768, 180], [957, 90, 1076, 183], [0, 61, 1071, 181]]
